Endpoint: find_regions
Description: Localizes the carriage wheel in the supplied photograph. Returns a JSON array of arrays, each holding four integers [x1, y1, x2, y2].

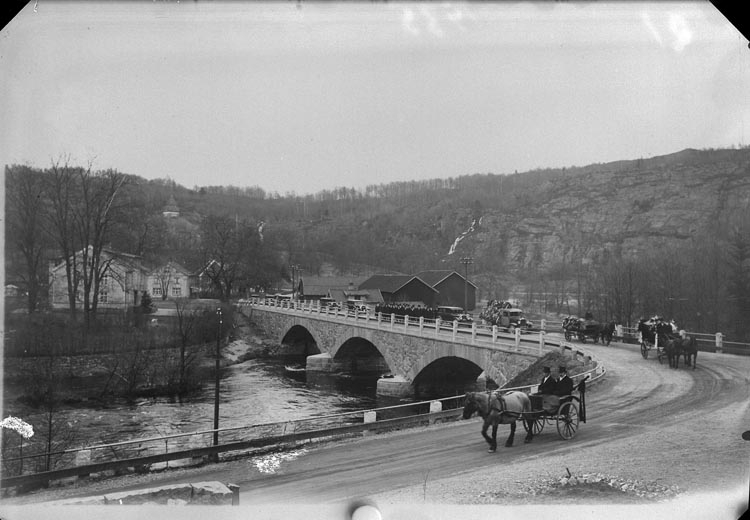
[[578, 333, 586, 343], [640, 342, 648, 359], [564, 331, 571, 341], [523, 414, 545, 435], [556, 402, 579, 440]]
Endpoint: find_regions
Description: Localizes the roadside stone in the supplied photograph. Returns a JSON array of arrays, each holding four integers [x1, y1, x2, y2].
[[104, 483, 193, 505], [189, 481, 234, 505]]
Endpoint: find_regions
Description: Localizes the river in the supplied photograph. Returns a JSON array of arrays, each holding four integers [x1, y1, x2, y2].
[[3, 353, 415, 453]]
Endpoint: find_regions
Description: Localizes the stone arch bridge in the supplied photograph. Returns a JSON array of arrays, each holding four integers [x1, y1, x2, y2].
[[238, 300, 568, 398]]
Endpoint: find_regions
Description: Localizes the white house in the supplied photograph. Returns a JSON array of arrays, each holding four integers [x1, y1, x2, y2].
[[49, 247, 148, 309], [147, 261, 194, 300]]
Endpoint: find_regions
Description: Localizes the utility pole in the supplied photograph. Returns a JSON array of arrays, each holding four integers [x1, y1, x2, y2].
[[460, 257, 474, 313], [213, 306, 222, 459], [289, 264, 299, 300]]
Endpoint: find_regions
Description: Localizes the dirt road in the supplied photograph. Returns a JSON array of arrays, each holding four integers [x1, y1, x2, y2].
[[4, 340, 750, 519]]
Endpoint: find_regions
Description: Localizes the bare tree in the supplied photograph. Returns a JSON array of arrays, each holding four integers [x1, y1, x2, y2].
[[73, 168, 128, 325], [153, 264, 178, 300], [199, 215, 265, 299], [5, 165, 48, 312], [173, 299, 201, 393], [45, 159, 85, 319], [45, 160, 128, 325]]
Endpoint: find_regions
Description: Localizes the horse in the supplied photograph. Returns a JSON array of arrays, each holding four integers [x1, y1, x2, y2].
[[668, 332, 697, 369], [600, 321, 616, 346], [462, 391, 532, 452], [680, 334, 698, 369], [664, 336, 682, 368]]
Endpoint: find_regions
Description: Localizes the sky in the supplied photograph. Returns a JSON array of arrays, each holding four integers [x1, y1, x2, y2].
[[1, 1, 748, 196]]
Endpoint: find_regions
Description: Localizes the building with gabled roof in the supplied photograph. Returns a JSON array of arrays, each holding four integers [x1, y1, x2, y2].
[[48, 246, 149, 309], [147, 260, 195, 300], [414, 270, 477, 311], [358, 274, 438, 307]]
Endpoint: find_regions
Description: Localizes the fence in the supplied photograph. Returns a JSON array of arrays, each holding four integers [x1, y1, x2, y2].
[[537, 318, 748, 356]]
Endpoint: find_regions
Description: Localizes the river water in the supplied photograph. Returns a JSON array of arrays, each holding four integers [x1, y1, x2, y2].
[[5, 354, 415, 452]]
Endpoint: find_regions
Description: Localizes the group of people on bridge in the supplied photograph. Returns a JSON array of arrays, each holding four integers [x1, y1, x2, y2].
[[374, 303, 440, 320]]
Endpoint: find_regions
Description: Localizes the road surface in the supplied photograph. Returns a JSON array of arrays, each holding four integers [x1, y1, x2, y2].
[[5, 339, 750, 519]]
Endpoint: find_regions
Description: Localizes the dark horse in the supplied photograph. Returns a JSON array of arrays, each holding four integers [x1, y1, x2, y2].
[[599, 321, 616, 346], [681, 334, 698, 369], [666, 334, 698, 369], [463, 391, 532, 452]]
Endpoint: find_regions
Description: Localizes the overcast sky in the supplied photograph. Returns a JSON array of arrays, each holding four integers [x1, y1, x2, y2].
[[1, 1, 748, 195]]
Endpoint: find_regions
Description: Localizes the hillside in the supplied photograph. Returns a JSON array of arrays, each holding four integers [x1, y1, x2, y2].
[[464, 148, 750, 273], [6, 147, 750, 336]]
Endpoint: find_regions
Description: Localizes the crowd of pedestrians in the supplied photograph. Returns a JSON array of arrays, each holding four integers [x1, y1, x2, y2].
[[374, 303, 440, 320]]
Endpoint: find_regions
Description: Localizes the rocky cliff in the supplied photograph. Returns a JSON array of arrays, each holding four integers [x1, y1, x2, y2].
[[453, 148, 750, 275]]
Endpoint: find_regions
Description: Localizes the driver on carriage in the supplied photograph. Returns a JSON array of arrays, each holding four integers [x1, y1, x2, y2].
[[554, 366, 574, 397], [530, 366, 558, 412], [537, 366, 557, 394]]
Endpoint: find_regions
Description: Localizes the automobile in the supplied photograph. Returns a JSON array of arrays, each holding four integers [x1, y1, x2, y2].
[[497, 308, 533, 332], [437, 306, 473, 323]]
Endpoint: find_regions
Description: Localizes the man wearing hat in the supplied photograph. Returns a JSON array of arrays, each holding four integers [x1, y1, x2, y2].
[[554, 365, 574, 397], [538, 366, 557, 395]]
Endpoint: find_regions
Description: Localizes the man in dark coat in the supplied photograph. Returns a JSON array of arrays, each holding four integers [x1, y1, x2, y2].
[[554, 366, 574, 397], [538, 366, 557, 395]]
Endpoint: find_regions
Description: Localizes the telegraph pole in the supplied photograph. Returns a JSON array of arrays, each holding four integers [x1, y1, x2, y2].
[[289, 264, 299, 300], [213, 306, 222, 458], [460, 257, 474, 313]]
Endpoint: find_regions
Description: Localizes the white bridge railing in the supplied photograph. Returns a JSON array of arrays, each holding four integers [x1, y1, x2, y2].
[[239, 297, 568, 357]]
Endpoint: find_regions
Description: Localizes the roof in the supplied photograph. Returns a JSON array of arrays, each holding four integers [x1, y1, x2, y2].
[[327, 288, 384, 304], [414, 270, 478, 289], [280, 275, 370, 297], [149, 261, 192, 276], [358, 274, 438, 294], [50, 246, 148, 274]]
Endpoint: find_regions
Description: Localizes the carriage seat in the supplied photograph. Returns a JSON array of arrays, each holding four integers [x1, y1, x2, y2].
[[530, 394, 562, 412]]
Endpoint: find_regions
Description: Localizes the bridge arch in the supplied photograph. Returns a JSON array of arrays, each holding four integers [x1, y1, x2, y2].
[[412, 356, 485, 398], [280, 324, 321, 356], [332, 336, 391, 375]]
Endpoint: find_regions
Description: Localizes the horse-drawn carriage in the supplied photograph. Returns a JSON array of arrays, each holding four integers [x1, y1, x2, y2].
[[637, 316, 673, 363], [562, 316, 616, 345], [562, 316, 601, 343], [637, 316, 698, 369], [462, 377, 588, 452]]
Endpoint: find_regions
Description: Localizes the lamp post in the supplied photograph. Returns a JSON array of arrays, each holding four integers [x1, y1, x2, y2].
[[460, 257, 474, 313], [213, 306, 222, 458]]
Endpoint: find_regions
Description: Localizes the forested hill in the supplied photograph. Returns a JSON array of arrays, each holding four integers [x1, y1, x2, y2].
[[6, 146, 750, 332], [141, 146, 750, 276]]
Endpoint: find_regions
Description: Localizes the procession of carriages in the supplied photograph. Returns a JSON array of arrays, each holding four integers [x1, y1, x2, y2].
[[560, 312, 697, 370], [561, 313, 615, 345]]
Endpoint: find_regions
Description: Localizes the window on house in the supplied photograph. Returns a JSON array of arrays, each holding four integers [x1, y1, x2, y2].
[[96, 274, 109, 303], [153, 287, 162, 296], [172, 286, 182, 297]]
